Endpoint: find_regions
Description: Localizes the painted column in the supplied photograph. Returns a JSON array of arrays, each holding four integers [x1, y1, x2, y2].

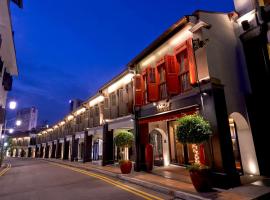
[[45, 144, 49, 158], [70, 135, 78, 161], [51, 142, 56, 158], [202, 82, 240, 188], [102, 123, 114, 166], [35, 146, 39, 158], [27, 147, 32, 158], [63, 138, 69, 160], [55, 140, 61, 159], [83, 131, 92, 163]]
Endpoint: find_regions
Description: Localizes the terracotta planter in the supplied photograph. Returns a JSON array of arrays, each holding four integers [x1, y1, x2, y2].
[[189, 169, 212, 192], [120, 160, 132, 174]]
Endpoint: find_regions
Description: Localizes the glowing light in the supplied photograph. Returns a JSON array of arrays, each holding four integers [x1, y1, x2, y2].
[[16, 120, 22, 126], [9, 101, 17, 110], [59, 121, 65, 126], [1, 135, 4, 139], [53, 125, 59, 129], [237, 10, 256, 25], [89, 95, 104, 107], [47, 128, 53, 132], [141, 55, 156, 67], [67, 115, 74, 121], [192, 144, 200, 165], [75, 107, 86, 116], [4, 142, 8, 147], [140, 25, 192, 67], [249, 161, 258, 175], [107, 73, 134, 93], [9, 129, 14, 133]]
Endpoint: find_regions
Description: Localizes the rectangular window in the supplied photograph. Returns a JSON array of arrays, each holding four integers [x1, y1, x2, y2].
[[176, 50, 191, 92], [158, 64, 167, 99], [119, 89, 124, 103], [104, 97, 109, 109], [111, 93, 117, 106], [94, 105, 99, 115], [149, 68, 156, 83], [143, 74, 148, 104]]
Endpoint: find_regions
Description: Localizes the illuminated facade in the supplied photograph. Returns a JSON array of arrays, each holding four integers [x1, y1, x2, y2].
[[32, 2, 270, 188], [34, 70, 135, 165], [233, 0, 270, 176]]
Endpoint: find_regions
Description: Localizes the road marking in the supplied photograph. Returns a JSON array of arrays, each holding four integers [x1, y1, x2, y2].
[[0, 163, 11, 177], [49, 162, 164, 200]]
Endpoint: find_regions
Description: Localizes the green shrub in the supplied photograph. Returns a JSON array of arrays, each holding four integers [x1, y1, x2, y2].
[[176, 114, 212, 144], [114, 130, 134, 148]]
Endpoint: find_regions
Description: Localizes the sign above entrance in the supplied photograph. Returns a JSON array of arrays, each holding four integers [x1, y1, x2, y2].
[[156, 101, 171, 113]]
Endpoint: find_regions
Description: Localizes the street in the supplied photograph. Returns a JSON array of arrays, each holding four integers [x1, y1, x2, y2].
[[0, 158, 172, 200]]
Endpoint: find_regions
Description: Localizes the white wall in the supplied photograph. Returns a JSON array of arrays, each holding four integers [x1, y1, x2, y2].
[[234, 0, 256, 16], [199, 12, 250, 119]]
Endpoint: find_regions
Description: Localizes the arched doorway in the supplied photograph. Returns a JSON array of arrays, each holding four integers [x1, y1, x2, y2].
[[150, 129, 164, 166], [229, 112, 259, 175]]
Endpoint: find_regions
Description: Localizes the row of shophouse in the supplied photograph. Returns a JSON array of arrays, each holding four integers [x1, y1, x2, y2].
[[11, 0, 270, 188]]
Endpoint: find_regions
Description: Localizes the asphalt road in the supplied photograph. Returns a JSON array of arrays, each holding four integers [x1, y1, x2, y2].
[[0, 158, 172, 200]]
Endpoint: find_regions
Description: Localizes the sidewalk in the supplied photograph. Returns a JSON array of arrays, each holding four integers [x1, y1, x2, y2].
[[44, 158, 270, 200]]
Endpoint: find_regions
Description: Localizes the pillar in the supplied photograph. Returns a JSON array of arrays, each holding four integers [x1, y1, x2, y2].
[[63, 138, 69, 160], [71, 135, 78, 161], [51, 142, 56, 158], [203, 83, 240, 188], [28, 147, 32, 158], [102, 123, 114, 166], [83, 131, 92, 163], [44, 144, 49, 158], [35, 146, 39, 158]]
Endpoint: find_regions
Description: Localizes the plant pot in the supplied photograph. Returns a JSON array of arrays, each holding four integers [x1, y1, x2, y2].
[[189, 168, 212, 192], [120, 160, 132, 174]]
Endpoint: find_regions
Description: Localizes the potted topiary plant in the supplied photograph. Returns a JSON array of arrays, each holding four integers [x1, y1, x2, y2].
[[176, 114, 212, 192], [114, 130, 134, 174]]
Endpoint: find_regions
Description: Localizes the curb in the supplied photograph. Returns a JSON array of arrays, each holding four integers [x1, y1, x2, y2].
[[44, 159, 211, 200]]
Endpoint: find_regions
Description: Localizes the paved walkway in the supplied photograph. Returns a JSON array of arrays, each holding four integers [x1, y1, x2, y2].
[[43, 158, 270, 200]]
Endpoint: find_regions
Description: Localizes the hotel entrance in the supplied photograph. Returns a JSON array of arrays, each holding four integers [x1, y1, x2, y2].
[[168, 121, 195, 166]]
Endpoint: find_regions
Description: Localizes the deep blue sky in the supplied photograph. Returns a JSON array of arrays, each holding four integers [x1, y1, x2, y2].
[[9, 0, 234, 125]]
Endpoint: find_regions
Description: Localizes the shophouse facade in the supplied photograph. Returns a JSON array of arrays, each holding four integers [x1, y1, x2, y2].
[[33, 4, 270, 188], [129, 10, 260, 187], [34, 70, 135, 166], [233, 0, 270, 176]]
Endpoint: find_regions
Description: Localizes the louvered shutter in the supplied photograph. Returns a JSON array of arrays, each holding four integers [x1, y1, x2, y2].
[[134, 74, 144, 106], [147, 67, 159, 102], [187, 39, 197, 86], [165, 55, 180, 95]]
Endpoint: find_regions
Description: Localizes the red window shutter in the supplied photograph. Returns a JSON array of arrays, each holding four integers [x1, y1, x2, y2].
[[187, 39, 197, 85], [147, 67, 159, 102], [165, 55, 180, 95], [134, 74, 144, 106]]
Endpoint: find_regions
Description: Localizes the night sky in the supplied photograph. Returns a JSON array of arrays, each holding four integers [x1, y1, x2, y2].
[[9, 0, 234, 125]]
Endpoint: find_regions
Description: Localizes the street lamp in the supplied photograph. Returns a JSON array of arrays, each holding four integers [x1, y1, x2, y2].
[[16, 120, 22, 126], [0, 100, 19, 166], [9, 101, 17, 110]]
